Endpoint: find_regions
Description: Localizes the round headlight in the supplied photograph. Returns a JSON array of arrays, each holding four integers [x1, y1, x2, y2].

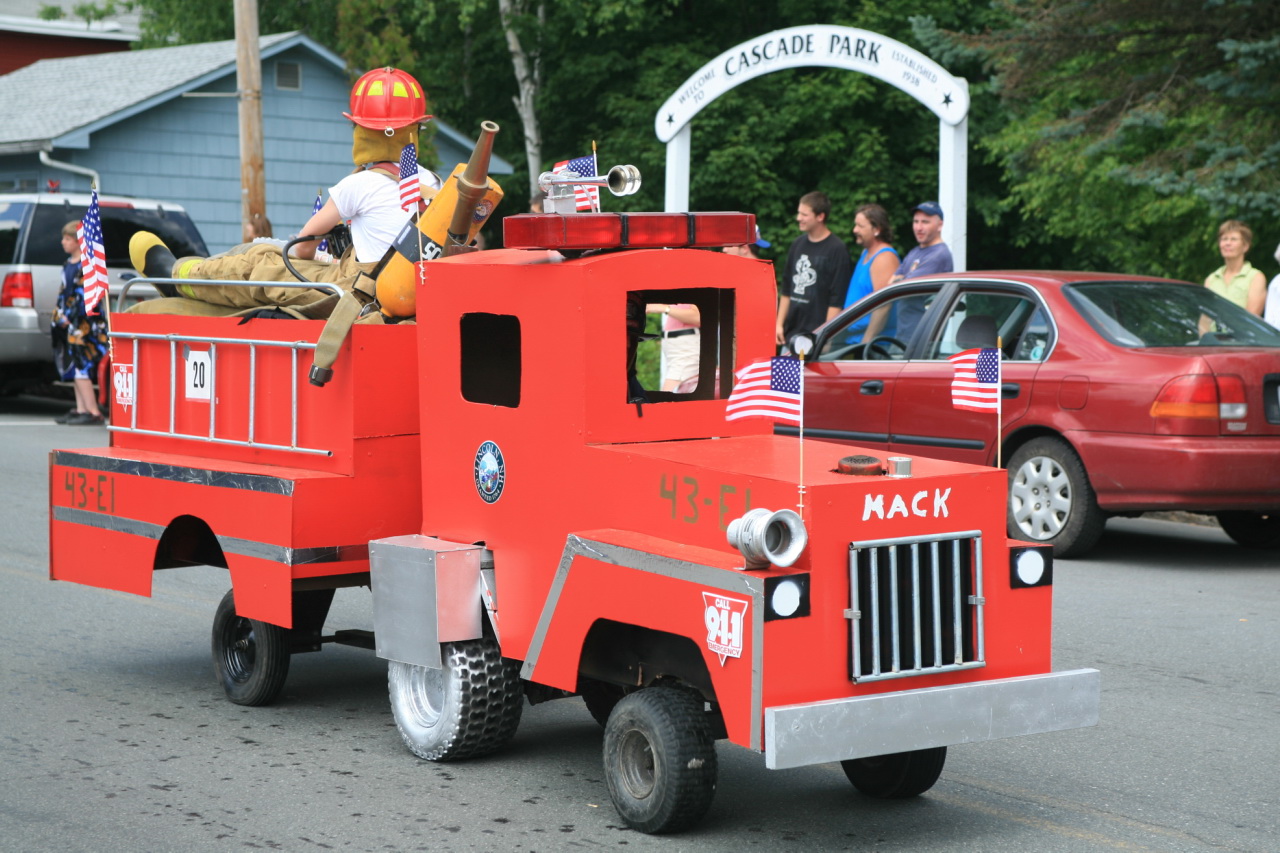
[[1015, 549, 1046, 586], [770, 578, 803, 618]]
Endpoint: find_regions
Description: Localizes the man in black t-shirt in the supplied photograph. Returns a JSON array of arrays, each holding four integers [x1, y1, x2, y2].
[[776, 191, 852, 347]]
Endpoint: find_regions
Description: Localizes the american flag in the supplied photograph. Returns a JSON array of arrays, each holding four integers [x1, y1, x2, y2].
[[311, 192, 328, 253], [398, 143, 420, 212], [553, 153, 599, 212], [949, 347, 1001, 412], [726, 357, 802, 423], [77, 188, 108, 315]]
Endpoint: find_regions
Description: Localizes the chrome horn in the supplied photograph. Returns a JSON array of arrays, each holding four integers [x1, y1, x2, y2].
[[538, 164, 642, 213]]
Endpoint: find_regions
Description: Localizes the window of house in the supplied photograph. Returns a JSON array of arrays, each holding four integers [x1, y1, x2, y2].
[[461, 313, 521, 407], [275, 62, 302, 91]]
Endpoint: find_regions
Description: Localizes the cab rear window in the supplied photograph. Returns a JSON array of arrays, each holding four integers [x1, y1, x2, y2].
[[26, 204, 208, 266], [0, 201, 31, 264]]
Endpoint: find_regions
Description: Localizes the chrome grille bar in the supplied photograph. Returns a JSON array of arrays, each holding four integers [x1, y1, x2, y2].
[[848, 531, 986, 683]]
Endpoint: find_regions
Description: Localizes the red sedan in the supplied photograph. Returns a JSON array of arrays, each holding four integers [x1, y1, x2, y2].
[[791, 271, 1280, 557]]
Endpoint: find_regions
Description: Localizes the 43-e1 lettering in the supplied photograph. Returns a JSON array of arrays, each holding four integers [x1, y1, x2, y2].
[[658, 474, 752, 530], [63, 469, 115, 513]]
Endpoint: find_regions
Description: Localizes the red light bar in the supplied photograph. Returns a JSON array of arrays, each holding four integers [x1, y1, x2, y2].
[[505, 212, 755, 251]]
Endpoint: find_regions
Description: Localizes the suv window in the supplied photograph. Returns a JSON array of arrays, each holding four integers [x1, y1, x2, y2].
[[0, 201, 31, 264], [25, 203, 208, 266]]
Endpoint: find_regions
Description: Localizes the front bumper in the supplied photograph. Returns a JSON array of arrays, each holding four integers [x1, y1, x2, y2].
[[764, 668, 1099, 770]]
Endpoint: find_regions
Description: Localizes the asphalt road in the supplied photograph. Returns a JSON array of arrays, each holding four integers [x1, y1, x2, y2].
[[2, 393, 1277, 852]]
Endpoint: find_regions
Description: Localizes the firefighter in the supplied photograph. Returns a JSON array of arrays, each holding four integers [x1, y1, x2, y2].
[[128, 67, 442, 312]]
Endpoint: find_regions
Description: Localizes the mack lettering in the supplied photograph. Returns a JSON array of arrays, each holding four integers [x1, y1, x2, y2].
[[861, 487, 952, 521]]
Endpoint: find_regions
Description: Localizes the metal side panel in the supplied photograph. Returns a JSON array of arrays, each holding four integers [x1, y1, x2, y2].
[[764, 668, 1100, 770], [369, 535, 483, 669]]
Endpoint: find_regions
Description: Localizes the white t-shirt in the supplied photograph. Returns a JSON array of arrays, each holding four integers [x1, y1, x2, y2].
[[326, 168, 444, 263], [1265, 275, 1280, 329]]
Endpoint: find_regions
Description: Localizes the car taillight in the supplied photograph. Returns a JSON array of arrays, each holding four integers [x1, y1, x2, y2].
[[1, 271, 34, 307], [1216, 375, 1247, 420], [1150, 373, 1247, 434]]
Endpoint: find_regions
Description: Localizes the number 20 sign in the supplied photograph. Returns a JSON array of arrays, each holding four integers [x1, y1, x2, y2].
[[184, 346, 212, 402]]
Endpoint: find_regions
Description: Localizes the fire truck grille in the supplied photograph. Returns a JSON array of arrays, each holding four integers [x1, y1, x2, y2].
[[847, 531, 985, 683]]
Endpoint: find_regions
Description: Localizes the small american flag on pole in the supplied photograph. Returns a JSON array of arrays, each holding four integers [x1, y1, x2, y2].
[[552, 154, 599, 212], [77, 188, 108, 315], [311, 192, 328, 253], [397, 143, 420, 212], [726, 357, 802, 423], [949, 347, 1001, 412]]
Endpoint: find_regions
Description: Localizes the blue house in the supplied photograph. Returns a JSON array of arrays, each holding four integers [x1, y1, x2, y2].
[[0, 32, 513, 250]]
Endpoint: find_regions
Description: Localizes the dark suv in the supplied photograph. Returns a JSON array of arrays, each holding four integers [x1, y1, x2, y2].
[[0, 192, 208, 391]]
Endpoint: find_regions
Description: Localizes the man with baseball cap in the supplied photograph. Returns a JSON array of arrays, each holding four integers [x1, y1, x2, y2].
[[890, 201, 954, 342]]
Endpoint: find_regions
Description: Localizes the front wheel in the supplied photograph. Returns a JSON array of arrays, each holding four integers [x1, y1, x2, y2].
[[841, 746, 947, 798], [1007, 436, 1105, 558], [388, 639, 524, 762], [603, 687, 717, 834], [211, 589, 290, 706], [1216, 511, 1280, 549]]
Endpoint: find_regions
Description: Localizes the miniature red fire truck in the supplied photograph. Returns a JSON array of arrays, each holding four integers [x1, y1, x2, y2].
[[49, 192, 1099, 835]]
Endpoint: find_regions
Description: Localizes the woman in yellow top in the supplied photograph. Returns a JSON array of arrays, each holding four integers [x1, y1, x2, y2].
[[1205, 219, 1266, 315]]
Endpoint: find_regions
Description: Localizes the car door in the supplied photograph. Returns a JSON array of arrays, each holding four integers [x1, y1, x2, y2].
[[793, 283, 948, 449], [887, 282, 1053, 466]]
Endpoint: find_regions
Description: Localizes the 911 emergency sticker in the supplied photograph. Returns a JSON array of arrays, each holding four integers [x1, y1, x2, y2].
[[473, 440, 506, 504], [112, 363, 134, 409], [184, 345, 211, 401], [702, 592, 749, 665]]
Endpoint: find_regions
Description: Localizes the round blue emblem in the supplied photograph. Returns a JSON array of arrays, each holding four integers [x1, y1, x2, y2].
[[473, 440, 506, 504]]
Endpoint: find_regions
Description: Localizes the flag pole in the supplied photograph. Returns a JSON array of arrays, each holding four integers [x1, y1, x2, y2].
[[798, 350, 805, 516], [996, 338, 1003, 469]]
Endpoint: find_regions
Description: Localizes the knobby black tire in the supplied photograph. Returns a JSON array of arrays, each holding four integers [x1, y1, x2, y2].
[[388, 638, 524, 762], [1216, 511, 1280, 550], [841, 746, 947, 798], [1007, 436, 1106, 558], [603, 687, 718, 834], [211, 589, 291, 706]]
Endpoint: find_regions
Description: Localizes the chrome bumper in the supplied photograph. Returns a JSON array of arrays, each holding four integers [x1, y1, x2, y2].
[[764, 668, 1100, 770]]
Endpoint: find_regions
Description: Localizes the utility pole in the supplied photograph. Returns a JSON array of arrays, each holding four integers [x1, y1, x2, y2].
[[234, 0, 265, 242]]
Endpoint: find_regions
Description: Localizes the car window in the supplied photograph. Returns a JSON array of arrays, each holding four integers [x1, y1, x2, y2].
[[925, 291, 1051, 362], [1066, 281, 1280, 348], [815, 288, 939, 361], [0, 201, 31, 264], [26, 204, 208, 267]]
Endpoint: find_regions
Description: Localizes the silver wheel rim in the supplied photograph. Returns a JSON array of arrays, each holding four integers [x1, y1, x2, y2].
[[617, 728, 657, 800], [404, 663, 445, 729], [1011, 454, 1072, 540]]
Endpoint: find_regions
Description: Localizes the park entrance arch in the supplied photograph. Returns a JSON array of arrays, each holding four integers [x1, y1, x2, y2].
[[655, 25, 970, 269]]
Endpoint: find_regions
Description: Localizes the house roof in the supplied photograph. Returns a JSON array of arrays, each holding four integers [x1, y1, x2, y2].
[[0, 31, 337, 153]]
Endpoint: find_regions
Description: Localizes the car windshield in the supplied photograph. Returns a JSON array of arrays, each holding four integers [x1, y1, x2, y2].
[[1065, 281, 1280, 348]]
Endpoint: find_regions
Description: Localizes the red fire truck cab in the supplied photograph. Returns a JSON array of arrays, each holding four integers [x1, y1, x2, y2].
[[49, 210, 1099, 834]]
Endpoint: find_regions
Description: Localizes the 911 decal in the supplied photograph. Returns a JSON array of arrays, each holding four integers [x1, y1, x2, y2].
[[703, 592, 749, 665]]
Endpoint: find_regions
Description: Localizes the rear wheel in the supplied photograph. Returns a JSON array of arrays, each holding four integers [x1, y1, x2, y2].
[[211, 589, 290, 706], [1007, 436, 1105, 558], [388, 638, 523, 761], [841, 747, 947, 798], [603, 687, 717, 834], [1216, 511, 1280, 549]]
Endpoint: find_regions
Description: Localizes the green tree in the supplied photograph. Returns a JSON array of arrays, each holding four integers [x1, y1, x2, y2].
[[956, 0, 1280, 280]]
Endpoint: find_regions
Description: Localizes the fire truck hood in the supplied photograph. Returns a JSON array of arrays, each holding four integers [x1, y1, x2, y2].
[[597, 434, 998, 486]]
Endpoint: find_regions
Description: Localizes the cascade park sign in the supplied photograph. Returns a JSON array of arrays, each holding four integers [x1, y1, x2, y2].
[[655, 25, 971, 269]]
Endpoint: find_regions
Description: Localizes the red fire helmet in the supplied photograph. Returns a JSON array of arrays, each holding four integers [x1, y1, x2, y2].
[[343, 67, 432, 131]]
